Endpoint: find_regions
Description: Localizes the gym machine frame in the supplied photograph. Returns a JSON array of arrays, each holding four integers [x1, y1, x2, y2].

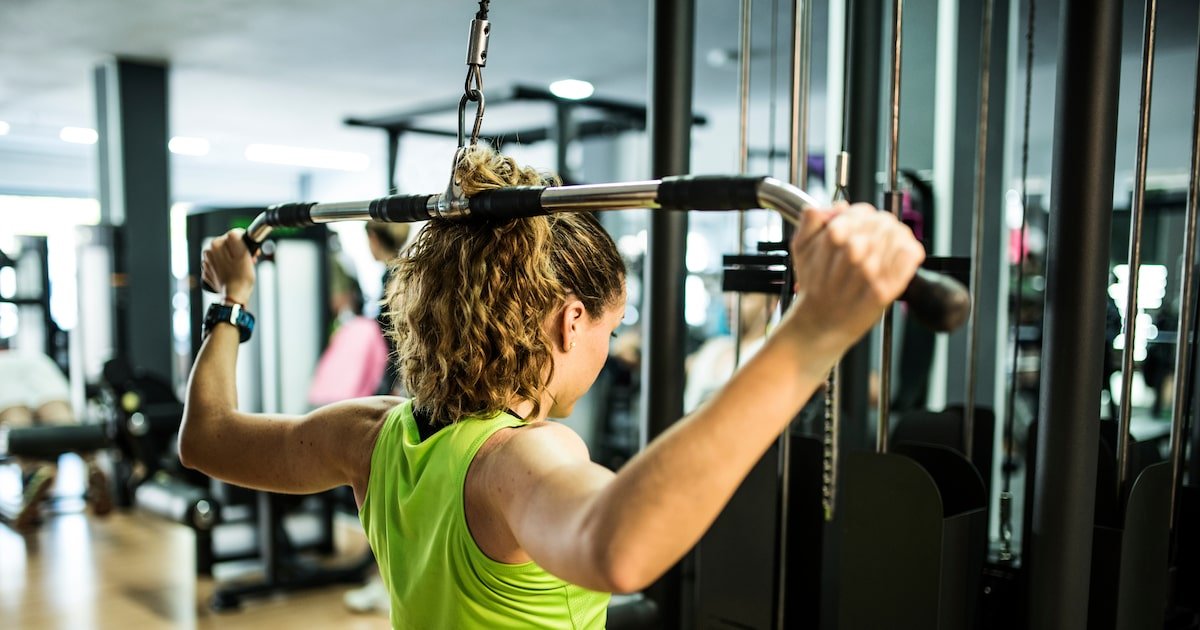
[[346, 83, 708, 192], [1078, 0, 1178, 627], [812, 1, 993, 628], [230, 177, 968, 334]]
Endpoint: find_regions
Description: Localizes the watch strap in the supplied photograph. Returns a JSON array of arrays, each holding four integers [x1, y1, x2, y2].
[[204, 303, 255, 343]]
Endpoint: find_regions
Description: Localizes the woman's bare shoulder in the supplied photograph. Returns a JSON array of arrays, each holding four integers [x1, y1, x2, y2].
[[479, 420, 592, 480], [317, 395, 406, 423]]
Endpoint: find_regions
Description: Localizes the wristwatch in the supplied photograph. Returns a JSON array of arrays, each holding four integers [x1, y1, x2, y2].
[[204, 302, 256, 343]]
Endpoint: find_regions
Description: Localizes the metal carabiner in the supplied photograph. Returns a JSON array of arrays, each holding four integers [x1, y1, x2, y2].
[[463, 65, 484, 102], [457, 89, 486, 147]]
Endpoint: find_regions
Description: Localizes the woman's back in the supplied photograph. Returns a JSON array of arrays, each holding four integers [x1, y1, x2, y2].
[[361, 400, 611, 629]]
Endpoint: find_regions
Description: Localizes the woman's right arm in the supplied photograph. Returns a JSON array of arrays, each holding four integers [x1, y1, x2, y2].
[[484, 203, 925, 593]]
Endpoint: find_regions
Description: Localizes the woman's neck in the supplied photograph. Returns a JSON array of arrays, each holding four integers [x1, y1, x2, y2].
[[506, 391, 553, 423]]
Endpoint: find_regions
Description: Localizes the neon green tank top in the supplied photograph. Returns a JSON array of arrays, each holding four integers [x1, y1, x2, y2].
[[360, 400, 611, 629]]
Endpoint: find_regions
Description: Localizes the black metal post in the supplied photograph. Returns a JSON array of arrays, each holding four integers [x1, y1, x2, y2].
[[554, 102, 576, 183], [840, 0, 883, 454], [642, 0, 695, 627], [94, 58, 173, 381], [1027, 0, 1122, 626], [387, 130, 401, 193], [818, 3, 883, 627]]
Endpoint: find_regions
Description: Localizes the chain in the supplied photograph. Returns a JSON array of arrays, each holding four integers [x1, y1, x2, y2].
[[822, 367, 839, 520]]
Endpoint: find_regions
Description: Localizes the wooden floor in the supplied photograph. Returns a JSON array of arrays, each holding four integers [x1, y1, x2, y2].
[[0, 510, 391, 629]]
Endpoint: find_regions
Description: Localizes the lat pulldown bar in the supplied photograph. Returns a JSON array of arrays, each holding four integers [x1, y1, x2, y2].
[[224, 176, 971, 333]]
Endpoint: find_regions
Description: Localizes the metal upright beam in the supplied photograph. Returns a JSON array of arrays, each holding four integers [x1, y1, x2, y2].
[[94, 58, 173, 381], [642, 0, 695, 627], [554, 102, 576, 182], [1172, 4, 1200, 532], [839, 0, 884, 451], [818, 4, 883, 625], [386, 130, 401, 193], [1027, 0, 1122, 627]]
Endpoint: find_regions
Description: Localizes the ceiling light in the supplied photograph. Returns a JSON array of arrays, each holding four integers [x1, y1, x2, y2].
[[244, 144, 370, 171], [549, 79, 595, 101], [0, 121, 9, 136], [169, 136, 210, 156], [60, 127, 98, 145], [706, 48, 736, 67]]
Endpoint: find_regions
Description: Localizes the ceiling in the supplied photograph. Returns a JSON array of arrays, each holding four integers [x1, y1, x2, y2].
[[1, 0, 1197, 191], [0, 0, 772, 167]]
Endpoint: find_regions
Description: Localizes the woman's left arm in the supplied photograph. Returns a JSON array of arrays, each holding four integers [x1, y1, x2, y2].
[[178, 228, 395, 502], [178, 323, 394, 498]]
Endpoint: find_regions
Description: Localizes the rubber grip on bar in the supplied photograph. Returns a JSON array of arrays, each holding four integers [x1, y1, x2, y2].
[[657, 175, 763, 210], [468, 187, 548, 220], [204, 202, 314, 292], [370, 194, 436, 223], [6, 424, 109, 459], [264, 202, 316, 229], [242, 232, 262, 257], [900, 268, 972, 332]]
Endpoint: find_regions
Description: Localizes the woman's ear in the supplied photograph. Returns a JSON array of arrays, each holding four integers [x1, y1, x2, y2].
[[557, 298, 587, 351]]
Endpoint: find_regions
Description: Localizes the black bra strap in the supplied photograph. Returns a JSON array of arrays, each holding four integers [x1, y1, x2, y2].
[[411, 405, 526, 443]]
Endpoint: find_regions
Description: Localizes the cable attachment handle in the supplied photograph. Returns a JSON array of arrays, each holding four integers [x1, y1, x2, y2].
[[441, 147, 470, 219]]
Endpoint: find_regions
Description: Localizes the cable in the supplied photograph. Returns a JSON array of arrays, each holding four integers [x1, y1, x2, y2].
[[998, 0, 1035, 564], [768, 0, 780, 178], [1005, 0, 1035, 492], [964, 0, 995, 462]]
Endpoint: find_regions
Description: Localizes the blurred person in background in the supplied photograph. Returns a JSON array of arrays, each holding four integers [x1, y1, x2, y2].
[[0, 337, 111, 530]]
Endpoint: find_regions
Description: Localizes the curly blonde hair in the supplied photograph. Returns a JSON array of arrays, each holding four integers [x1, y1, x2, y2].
[[385, 146, 625, 424]]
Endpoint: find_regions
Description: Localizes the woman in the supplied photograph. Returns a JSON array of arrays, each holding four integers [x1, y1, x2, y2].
[[180, 147, 923, 628], [365, 220, 412, 395], [0, 344, 112, 529], [307, 258, 389, 407]]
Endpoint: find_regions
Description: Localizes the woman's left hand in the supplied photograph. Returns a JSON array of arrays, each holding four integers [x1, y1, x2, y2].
[[201, 228, 256, 305]]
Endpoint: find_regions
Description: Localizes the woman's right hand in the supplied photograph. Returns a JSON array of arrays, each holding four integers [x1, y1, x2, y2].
[[782, 202, 925, 353]]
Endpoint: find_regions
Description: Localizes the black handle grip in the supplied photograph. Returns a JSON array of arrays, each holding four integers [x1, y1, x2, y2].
[[6, 424, 110, 459], [901, 268, 971, 332], [658, 175, 763, 210], [369, 194, 437, 223], [264, 202, 316, 229], [241, 231, 262, 257], [467, 187, 548, 220], [200, 201, 315, 293]]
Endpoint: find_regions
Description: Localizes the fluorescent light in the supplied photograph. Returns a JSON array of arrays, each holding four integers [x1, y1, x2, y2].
[[169, 136, 210, 156], [549, 79, 595, 101], [0, 121, 9, 136], [60, 127, 98, 145], [0, 195, 101, 237], [244, 143, 369, 171]]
